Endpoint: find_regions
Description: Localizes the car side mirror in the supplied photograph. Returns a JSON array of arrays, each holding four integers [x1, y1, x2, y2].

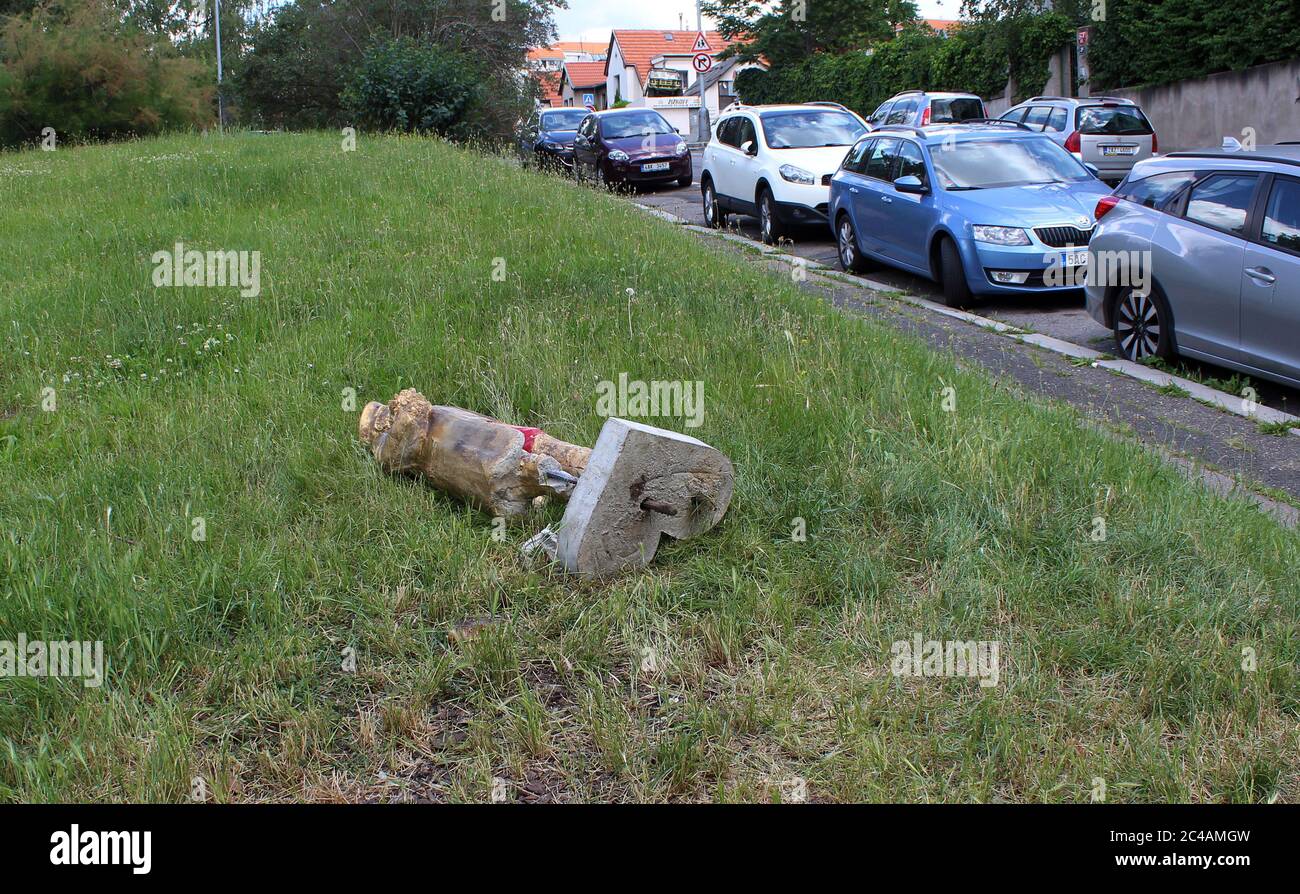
[[740, 140, 756, 156], [893, 174, 928, 194]]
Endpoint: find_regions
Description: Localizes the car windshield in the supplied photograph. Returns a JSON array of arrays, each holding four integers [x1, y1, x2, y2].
[[542, 110, 587, 131], [760, 111, 866, 149], [929, 137, 1091, 189], [1077, 105, 1152, 135], [929, 97, 985, 123], [600, 111, 675, 139]]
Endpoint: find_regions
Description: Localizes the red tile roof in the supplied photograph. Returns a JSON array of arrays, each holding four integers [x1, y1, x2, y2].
[[896, 18, 963, 33], [535, 71, 563, 107], [607, 30, 736, 86], [528, 40, 608, 62], [563, 61, 607, 89]]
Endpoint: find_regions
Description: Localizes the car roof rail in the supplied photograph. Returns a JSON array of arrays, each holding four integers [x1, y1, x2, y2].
[[946, 118, 1032, 130], [891, 89, 925, 96], [1026, 95, 1070, 103], [872, 124, 927, 137], [1165, 149, 1300, 167], [1088, 95, 1136, 104]]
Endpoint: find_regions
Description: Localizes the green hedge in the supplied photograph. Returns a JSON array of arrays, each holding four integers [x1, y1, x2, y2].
[[1090, 0, 1300, 90], [735, 14, 1073, 115]]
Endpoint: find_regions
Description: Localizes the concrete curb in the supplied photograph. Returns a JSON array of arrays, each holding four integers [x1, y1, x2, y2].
[[634, 203, 1300, 435]]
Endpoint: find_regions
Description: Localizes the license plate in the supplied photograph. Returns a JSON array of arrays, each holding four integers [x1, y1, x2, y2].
[[1063, 250, 1089, 267], [1100, 145, 1137, 157], [641, 162, 670, 172]]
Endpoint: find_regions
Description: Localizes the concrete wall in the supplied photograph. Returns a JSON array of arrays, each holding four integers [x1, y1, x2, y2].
[[983, 57, 1300, 152], [1106, 58, 1300, 152]]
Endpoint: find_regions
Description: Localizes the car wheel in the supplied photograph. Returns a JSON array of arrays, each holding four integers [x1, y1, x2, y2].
[[759, 188, 785, 245], [1112, 286, 1175, 362], [836, 214, 870, 273], [677, 174, 693, 188], [594, 164, 612, 191], [938, 237, 973, 309], [702, 180, 726, 228]]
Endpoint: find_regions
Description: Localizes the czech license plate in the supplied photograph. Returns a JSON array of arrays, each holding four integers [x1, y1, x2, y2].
[[1101, 145, 1137, 157], [641, 162, 670, 172], [1062, 250, 1089, 267]]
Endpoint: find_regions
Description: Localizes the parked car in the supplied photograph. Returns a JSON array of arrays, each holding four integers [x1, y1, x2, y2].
[[866, 91, 986, 129], [700, 103, 868, 243], [518, 107, 590, 171], [573, 108, 692, 189], [1000, 96, 1157, 185], [1085, 145, 1300, 388], [828, 122, 1111, 307]]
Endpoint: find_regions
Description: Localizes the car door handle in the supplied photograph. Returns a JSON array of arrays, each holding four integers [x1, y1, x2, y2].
[[881, 195, 893, 203], [1246, 266, 1276, 285]]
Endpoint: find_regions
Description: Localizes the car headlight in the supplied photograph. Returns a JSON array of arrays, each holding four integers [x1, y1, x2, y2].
[[674, 142, 689, 156], [540, 140, 558, 150], [972, 225, 1032, 246], [609, 149, 629, 162], [779, 164, 815, 185]]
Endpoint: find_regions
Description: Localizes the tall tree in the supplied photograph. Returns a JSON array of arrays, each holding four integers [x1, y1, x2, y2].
[[702, 0, 919, 68]]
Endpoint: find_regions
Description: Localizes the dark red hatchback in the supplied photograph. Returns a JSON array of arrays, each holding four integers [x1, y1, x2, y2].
[[573, 108, 693, 189]]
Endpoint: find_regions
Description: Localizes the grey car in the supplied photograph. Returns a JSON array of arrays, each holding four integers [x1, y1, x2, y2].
[[866, 91, 986, 129], [1000, 96, 1157, 185], [1085, 145, 1300, 388]]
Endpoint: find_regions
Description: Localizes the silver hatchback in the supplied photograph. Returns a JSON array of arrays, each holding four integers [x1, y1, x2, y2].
[[1085, 145, 1300, 389], [1000, 96, 1157, 185]]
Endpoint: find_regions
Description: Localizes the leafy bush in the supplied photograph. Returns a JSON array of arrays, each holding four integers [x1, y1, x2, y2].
[[341, 38, 485, 138], [0, 1, 212, 149]]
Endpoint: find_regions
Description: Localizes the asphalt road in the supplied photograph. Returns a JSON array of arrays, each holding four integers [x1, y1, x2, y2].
[[622, 149, 1300, 414]]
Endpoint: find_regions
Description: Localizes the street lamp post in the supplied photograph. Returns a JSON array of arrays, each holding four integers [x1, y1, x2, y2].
[[214, 0, 225, 131]]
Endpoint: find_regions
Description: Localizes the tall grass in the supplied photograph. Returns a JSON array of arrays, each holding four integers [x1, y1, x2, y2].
[[0, 132, 1295, 802]]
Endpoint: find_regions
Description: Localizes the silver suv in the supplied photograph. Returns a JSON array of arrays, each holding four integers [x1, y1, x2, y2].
[[1085, 145, 1300, 388], [866, 91, 986, 129], [1000, 95, 1157, 185]]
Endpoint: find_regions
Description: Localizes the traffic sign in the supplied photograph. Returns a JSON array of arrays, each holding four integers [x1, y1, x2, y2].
[[691, 53, 714, 74], [692, 31, 712, 52]]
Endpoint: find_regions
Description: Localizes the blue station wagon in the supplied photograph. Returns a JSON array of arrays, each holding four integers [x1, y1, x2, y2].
[[828, 123, 1112, 307]]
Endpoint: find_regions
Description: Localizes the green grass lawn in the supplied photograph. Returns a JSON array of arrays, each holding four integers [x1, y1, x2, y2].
[[1, 132, 1296, 803]]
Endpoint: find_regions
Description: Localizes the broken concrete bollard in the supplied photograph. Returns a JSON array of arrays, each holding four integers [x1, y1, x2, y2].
[[359, 389, 589, 517], [555, 418, 734, 577], [359, 391, 735, 576]]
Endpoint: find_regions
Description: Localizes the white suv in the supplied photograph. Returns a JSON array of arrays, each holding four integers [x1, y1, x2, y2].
[[701, 104, 868, 243]]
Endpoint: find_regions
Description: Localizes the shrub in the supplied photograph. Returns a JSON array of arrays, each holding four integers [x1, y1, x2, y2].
[[0, 1, 212, 149], [341, 37, 486, 138]]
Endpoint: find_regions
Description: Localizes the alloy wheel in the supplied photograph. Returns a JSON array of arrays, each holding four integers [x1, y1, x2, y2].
[[1115, 289, 1161, 360]]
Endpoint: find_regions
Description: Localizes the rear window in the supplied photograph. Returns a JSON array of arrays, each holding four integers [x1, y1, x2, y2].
[[1077, 105, 1152, 136], [1116, 170, 1197, 209], [930, 97, 985, 123]]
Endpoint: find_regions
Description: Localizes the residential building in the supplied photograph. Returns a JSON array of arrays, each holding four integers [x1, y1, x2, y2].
[[603, 30, 767, 138]]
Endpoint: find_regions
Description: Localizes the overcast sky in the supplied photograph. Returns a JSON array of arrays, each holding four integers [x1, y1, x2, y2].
[[554, 0, 960, 43]]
